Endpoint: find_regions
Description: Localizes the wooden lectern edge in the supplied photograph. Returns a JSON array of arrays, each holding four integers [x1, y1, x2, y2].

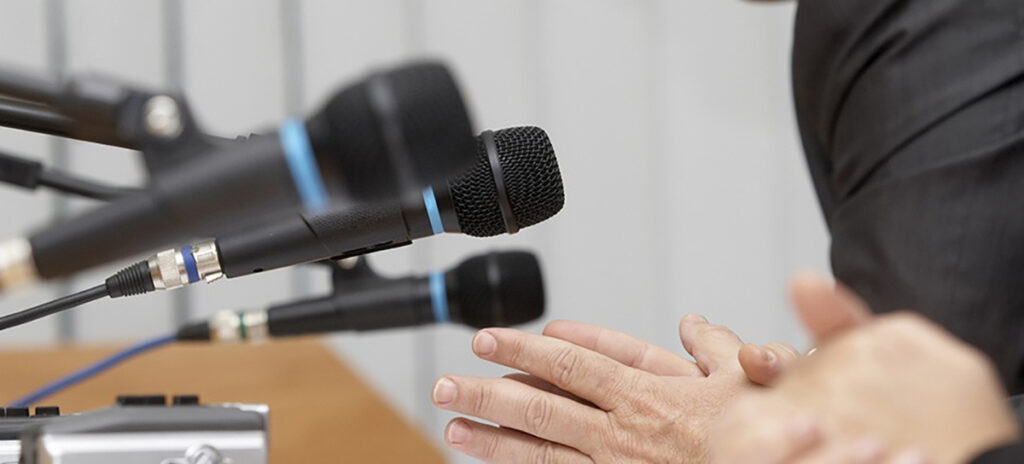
[[0, 336, 444, 464]]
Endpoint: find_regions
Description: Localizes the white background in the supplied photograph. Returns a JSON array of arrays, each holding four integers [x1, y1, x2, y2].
[[0, 1, 828, 462]]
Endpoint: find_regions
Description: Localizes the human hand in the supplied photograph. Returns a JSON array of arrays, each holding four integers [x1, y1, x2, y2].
[[737, 277, 874, 386], [433, 316, 756, 463], [712, 273, 1021, 464]]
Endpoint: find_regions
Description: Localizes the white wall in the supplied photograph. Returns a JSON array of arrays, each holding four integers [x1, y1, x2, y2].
[[0, 1, 827, 462]]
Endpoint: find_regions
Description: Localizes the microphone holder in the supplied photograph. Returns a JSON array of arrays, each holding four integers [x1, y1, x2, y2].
[[0, 64, 221, 179], [319, 256, 382, 288]]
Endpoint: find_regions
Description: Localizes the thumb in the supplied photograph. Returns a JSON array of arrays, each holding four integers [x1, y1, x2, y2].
[[789, 271, 872, 343]]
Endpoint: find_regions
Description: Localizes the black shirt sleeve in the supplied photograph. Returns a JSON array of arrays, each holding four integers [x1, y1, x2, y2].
[[972, 443, 1024, 464], [792, 0, 1024, 393]]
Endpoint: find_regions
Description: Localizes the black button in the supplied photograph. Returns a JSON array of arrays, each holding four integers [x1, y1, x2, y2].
[[172, 395, 200, 406], [6, 407, 29, 417], [116, 395, 166, 406], [34, 406, 60, 416]]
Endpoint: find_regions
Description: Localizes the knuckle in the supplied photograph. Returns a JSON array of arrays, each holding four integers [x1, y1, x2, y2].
[[699, 324, 736, 340], [523, 393, 555, 435], [769, 343, 798, 359], [471, 383, 493, 416], [507, 335, 529, 367], [956, 344, 997, 374], [530, 440, 559, 464], [541, 320, 566, 336], [550, 346, 583, 388], [480, 428, 502, 459], [885, 312, 925, 331]]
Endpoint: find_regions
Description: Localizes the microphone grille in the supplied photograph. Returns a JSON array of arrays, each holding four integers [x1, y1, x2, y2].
[[449, 126, 564, 237], [452, 251, 545, 328]]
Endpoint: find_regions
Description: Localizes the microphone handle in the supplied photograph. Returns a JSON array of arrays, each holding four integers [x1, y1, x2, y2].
[[214, 184, 459, 279], [266, 274, 450, 336], [30, 135, 305, 279]]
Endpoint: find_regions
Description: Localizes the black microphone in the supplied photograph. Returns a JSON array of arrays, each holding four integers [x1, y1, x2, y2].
[[176, 251, 545, 341], [0, 61, 476, 290], [214, 126, 565, 279]]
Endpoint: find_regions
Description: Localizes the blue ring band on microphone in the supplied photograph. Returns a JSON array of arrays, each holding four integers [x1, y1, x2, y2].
[[279, 118, 329, 213], [422, 187, 444, 235], [429, 271, 449, 323], [181, 246, 200, 284]]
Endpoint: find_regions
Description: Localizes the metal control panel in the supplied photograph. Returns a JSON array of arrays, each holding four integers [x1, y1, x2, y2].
[[0, 396, 268, 464]]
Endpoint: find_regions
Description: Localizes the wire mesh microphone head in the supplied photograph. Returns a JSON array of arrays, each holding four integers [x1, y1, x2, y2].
[[450, 251, 545, 328], [448, 126, 564, 237]]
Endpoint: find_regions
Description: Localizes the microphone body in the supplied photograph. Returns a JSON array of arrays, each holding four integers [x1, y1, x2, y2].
[[215, 126, 563, 278], [5, 62, 476, 287], [267, 275, 438, 335], [216, 185, 453, 278], [178, 251, 545, 341], [30, 135, 302, 279]]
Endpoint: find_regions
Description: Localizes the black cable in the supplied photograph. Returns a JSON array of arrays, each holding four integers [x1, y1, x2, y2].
[[0, 149, 138, 201], [0, 285, 108, 331], [0, 66, 62, 105], [0, 261, 155, 332], [0, 98, 71, 138], [37, 169, 139, 201]]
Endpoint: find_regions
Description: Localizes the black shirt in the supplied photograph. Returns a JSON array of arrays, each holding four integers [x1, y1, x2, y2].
[[793, 0, 1024, 394]]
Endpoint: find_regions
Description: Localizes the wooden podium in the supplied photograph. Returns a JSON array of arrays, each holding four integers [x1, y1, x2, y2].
[[0, 338, 443, 463]]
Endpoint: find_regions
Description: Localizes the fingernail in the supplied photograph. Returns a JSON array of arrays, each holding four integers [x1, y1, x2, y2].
[[786, 415, 819, 442], [851, 438, 884, 462], [447, 420, 472, 445], [473, 331, 497, 356], [683, 314, 708, 323], [433, 377, 457, 405], [762, 348, 776, 365], [890, 450, 929, 464]]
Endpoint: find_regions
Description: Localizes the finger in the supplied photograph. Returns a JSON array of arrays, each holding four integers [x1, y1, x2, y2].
[[789, 271, 872, 343], [470, 328, 642, 409], [885, 450, 931, 464], [738, 342, 801, 386], [678, 314, 745, 375], [445, 418, 593, 464], [713, 412, 822, 464], [432, 375, 604, 451], [794, 439, 886, 464], [543, 320, 704, 377], [503, 373, 595, 406]]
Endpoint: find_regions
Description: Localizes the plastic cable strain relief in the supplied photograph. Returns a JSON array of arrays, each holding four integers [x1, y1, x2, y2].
[[106, 261, 156, 298]]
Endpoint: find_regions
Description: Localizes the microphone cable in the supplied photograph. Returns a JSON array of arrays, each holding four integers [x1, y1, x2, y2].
[[0, 260, 155, 331], [0, 149, 138, 201], [8, 333, 176, 407]]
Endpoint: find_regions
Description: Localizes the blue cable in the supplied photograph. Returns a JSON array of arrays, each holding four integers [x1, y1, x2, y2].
[[9, 333, 176, 408]]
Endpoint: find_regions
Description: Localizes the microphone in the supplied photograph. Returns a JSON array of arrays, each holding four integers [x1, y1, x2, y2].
[[175, 251, 545, 341], [0, 61, 476, 290], [214, 126, 565, 280]]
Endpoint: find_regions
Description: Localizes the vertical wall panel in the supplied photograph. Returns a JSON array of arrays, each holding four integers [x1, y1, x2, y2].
[[59, 0, 172, 342], [0, 1, 59, 346], [300, 0, 424, 430], [660, 0, 810, 348], [535, 0, 665, 345], [413, 2, 557, 456], [178, 0, 294, 326]]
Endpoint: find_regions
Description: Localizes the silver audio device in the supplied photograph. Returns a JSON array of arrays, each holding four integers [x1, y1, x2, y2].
[[0, 396, 268, 464]]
